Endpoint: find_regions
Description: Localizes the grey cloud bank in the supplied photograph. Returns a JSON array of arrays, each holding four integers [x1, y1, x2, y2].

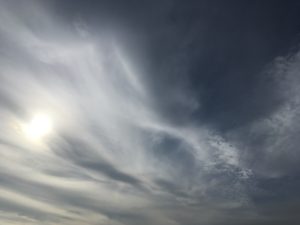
[[0, 0, 300, 224]]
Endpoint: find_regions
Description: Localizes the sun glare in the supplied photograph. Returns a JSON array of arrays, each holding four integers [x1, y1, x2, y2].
[[22, 113, 53, 140]]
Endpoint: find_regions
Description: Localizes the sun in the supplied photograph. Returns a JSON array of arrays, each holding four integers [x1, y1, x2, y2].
[[22, 113, 53, 140]]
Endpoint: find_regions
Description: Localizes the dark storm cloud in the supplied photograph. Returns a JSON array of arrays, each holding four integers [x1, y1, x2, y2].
[[0, 0, 300, 224]]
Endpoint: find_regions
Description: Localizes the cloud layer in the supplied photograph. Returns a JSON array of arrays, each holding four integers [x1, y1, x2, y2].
[[0, 1, 300, 224]]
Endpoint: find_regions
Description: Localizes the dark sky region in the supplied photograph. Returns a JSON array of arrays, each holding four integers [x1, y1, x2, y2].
[[0, 0, 300, 224]]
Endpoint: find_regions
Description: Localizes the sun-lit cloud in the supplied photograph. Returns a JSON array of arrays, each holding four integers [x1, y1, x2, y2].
[[21, 113, 53, 141], [0, 1, 300, 225]]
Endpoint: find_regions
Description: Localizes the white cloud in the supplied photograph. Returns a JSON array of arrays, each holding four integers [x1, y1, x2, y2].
[[0, 1, 270, 224]]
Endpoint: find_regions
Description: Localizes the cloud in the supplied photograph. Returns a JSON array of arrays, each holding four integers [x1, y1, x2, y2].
[[0, 1, 300, 224], [224, 52, 300, 177]]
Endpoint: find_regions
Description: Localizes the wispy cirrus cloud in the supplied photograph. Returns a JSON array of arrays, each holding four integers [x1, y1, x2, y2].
[[0, 1, 300, 225]]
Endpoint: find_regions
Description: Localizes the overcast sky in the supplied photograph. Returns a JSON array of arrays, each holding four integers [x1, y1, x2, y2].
[[1, 0, 300, 224]]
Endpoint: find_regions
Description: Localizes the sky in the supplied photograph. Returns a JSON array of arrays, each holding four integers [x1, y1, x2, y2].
[[0, 0, 300, 224]]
